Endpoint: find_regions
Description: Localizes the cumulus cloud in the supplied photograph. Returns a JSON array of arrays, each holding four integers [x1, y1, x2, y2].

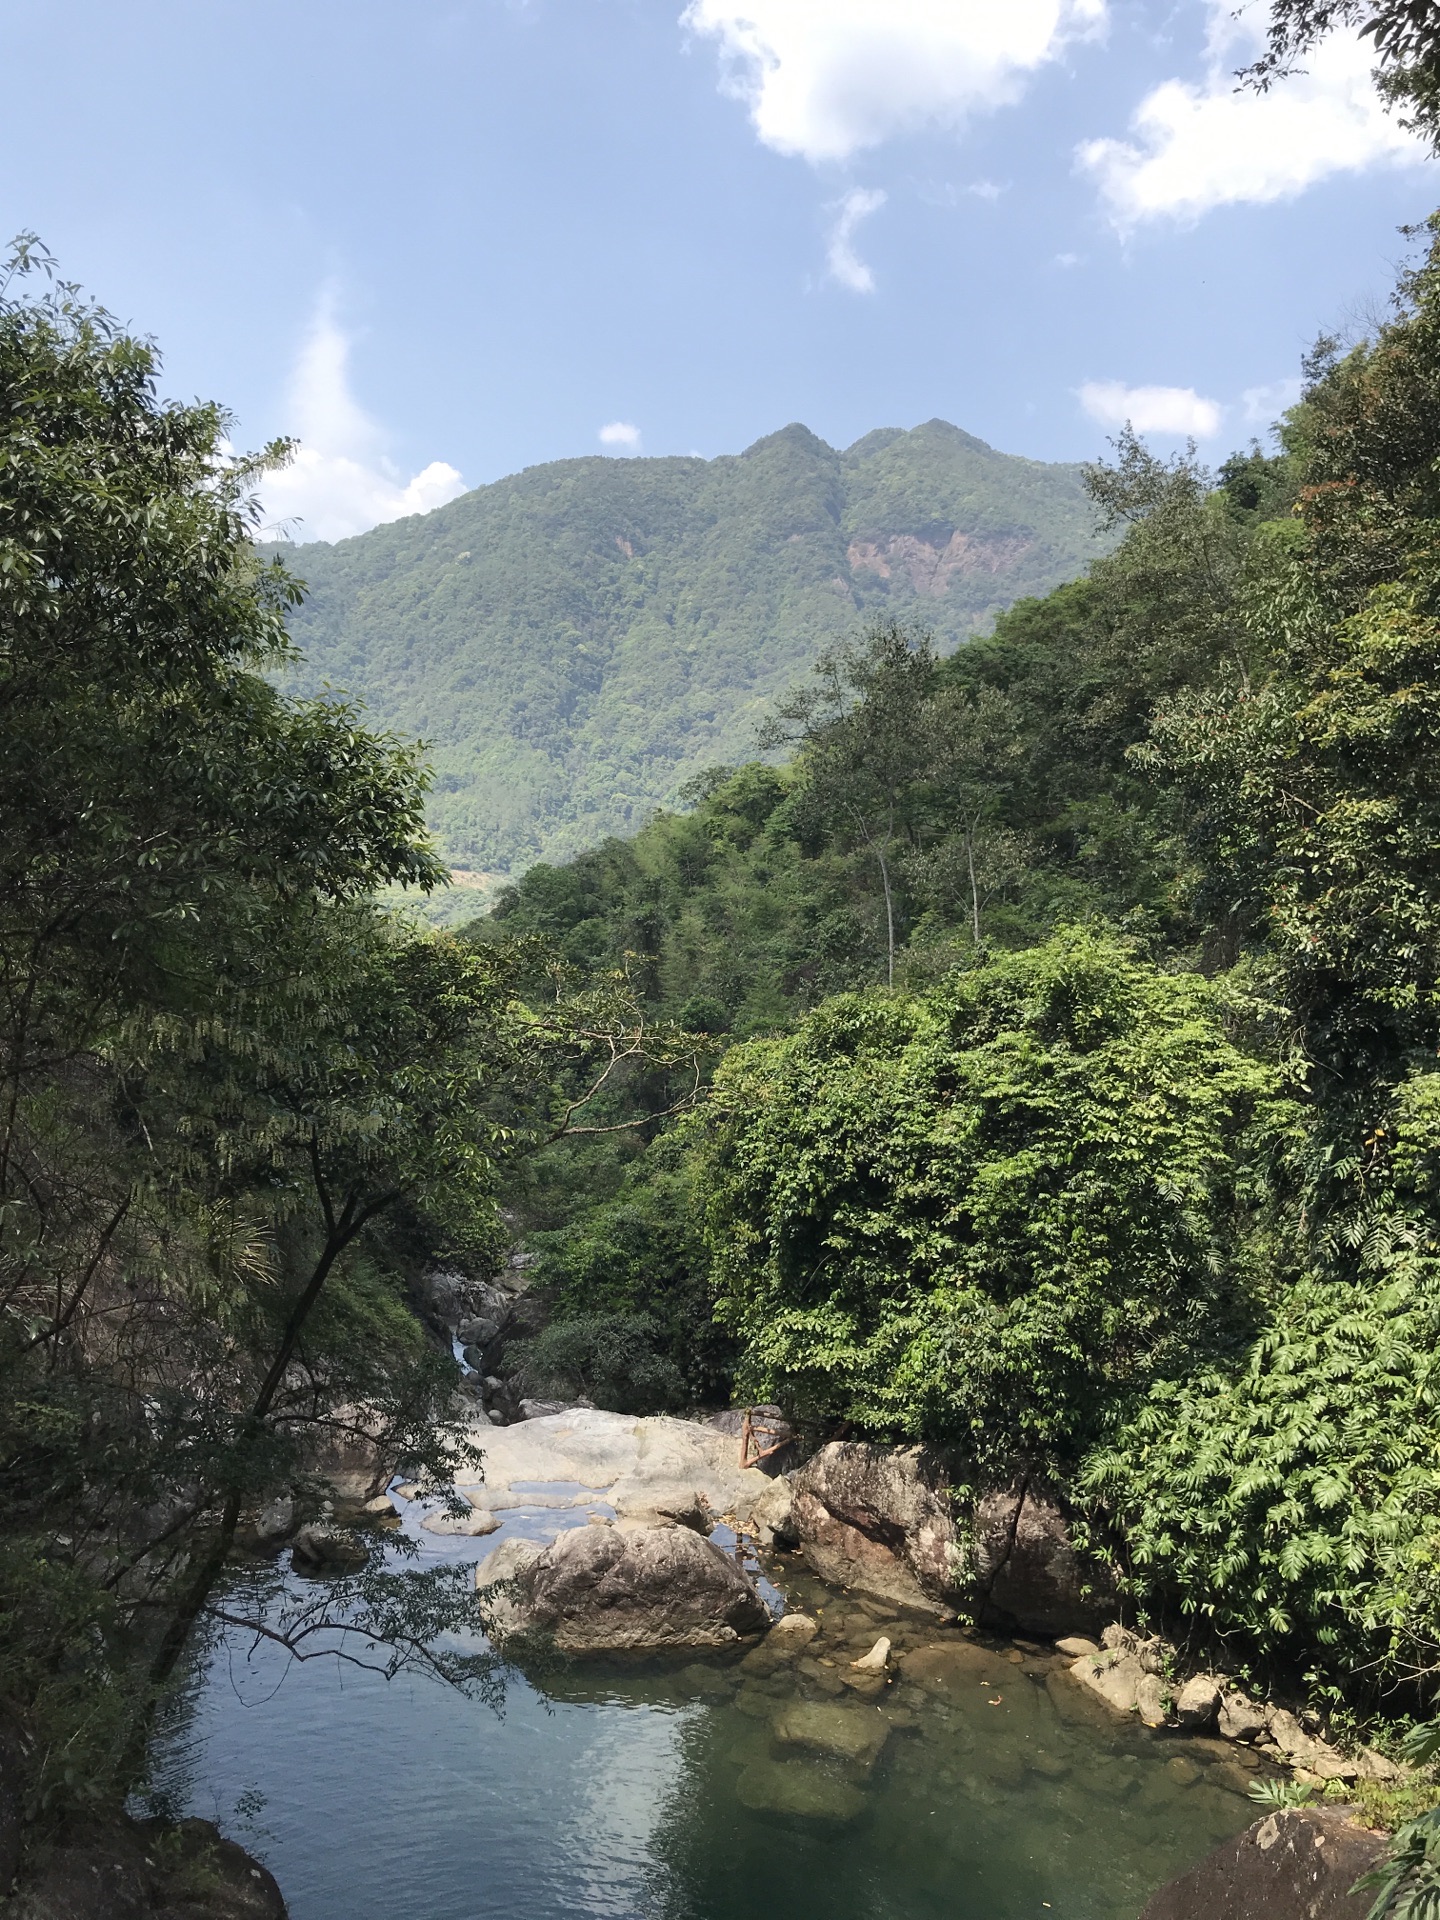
[[1241, 377, 1304, 424], [599, 421, 643, 451], [827, 187, 886, 292], [258, 297, 465, 544], [1077, 2, 1423, 229], [683, 0, 1106, 165], [1079, 379, 1224, 437]]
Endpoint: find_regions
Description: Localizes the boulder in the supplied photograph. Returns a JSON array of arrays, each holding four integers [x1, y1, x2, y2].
[[789, 1443, 956, 1613], [7, 1816, 286, 1920], [739, 1613, 818, 1674], [420, 1506, 499, 1536], [973, 1479, 1111, 1634], [789, 1446, 1102, 1633], [1138, 1808, 1385, 1920], [1219, 1689, 1271, 1743], [481, 1523, 770, 1652], [289, 1522, 368, 1575], [733, 1760, 866, 1825], [772, 1699, 891, 1773], [1175, 1675, 1222, 1733], [1135, 1673, 1168, 1728], [452, 1408, 785, 1540], [1055, 1635, 1101, 1658], [1071, 1649, 1145, 1716], [747, 1477, 796, 1548]]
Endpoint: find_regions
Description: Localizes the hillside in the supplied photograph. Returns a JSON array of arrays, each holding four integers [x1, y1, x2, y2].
[[276, 418, 1110, 873]]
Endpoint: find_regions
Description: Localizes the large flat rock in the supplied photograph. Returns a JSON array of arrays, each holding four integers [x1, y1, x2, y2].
[[452, 1409, 783, 1541]]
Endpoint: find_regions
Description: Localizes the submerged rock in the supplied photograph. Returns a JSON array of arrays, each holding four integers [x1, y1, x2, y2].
[[1138, 1808, 1383, 1920], [734, 1759, 867, 1825], [772, 1700, 891, 1773]]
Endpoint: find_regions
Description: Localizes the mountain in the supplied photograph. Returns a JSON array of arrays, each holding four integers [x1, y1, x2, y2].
[[276, 418, 1110, 875]]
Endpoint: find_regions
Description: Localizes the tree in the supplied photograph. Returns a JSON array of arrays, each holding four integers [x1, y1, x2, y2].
[[1244, 0, 1440, 147], [699, 928, 1292, 1462], [760, 620, 939, 986], [0, 242, 702, 1832]]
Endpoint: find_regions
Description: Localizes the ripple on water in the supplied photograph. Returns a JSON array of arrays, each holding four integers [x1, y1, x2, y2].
[[148, 1554, 1257, 1920]]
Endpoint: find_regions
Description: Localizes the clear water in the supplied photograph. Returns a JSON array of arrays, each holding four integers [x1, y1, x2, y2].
[[149, 1492, 1257, 1920]]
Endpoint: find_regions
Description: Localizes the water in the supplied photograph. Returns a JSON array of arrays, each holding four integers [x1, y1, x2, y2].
[[148, 1492, 1258, 1920]]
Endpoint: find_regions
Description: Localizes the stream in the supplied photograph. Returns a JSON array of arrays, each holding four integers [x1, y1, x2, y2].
[[147, 1486, 1257, 1920]]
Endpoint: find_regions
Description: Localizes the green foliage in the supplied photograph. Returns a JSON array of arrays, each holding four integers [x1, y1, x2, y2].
[[1248, 1777, 1318, 1808], [507, 1314, 687, 1416], [519, 1136, 735, 1406], [698, 928, 1292, 1457], [1356, 1807, 1440, 1920], [275, 420, 1109, 874], [0, 243, 690, 1838], [1080, 1239, 1440, 1671]]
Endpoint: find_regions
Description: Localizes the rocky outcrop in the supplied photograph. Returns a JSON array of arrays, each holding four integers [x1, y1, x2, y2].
[[452, 1408, 791, 1541], [8, 1817, 286, 1920], [475, 1522, 771, 1651], [1138, 1808, 1385, 1920], [789, 1444, 1099, 1633], [1066, 1632, 1404, 1784], [973, 1478, 1111, 1634], [789, 1443, 955, 1613]]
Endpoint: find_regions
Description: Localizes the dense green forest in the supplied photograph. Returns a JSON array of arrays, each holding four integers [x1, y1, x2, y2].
[[273, 420, 1108, 879], [482, 224, 1440, 1722], [13, 159, 1440, 1920], [0, 243, 696, 1846]]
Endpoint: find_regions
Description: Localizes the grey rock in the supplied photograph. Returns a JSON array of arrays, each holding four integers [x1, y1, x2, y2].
[[1055, 1635, 1101, 1658], [973, 1480, 1112, 1635], [1219, 1689, 1271, 1743], [457, 1317, 501, 1348], [1175, 1675, 1222, 1732], [1070, 1650, 1145, 1716], [420, 1506, 500, 1536], [772, 1699, 890, 1773], [789, 1442, 956, 1613], [290, 1522, 368, 1574], [1136, 1673, 1168, 1727], [733, 1759, 866, 1825], [485, 1522, 770, 1652], [251, 1496, 295, 1547], [1139, 1808, 1383, 1920], [8, 1815, 287, 1920]]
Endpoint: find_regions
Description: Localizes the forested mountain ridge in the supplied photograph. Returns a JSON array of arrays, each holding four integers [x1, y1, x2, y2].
[[275, 419, 1108, 873]]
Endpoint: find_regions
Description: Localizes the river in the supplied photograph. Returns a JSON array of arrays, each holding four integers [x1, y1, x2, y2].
[[147, 1488, 1256, 1920]]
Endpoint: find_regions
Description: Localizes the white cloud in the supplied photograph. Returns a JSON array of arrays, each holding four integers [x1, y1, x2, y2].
[[827, 186, 886, 292], [1077, 2, 1424, 229], [1079, 379, 1224, 437], [1242, 376, 1303, 424], [258, 296, 465, 543], [599, 420, 642, 451], [683, 0, 1106, 165]]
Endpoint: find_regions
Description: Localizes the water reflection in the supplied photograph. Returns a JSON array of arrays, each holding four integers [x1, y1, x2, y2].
[[147, 1514, 1258, 1920]]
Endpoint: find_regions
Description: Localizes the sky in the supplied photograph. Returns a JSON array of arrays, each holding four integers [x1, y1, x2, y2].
[[3, 0, 1434, 540]]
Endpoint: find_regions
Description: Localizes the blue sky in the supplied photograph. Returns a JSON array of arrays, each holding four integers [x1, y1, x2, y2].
[[4, 0, 1433, 538]]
